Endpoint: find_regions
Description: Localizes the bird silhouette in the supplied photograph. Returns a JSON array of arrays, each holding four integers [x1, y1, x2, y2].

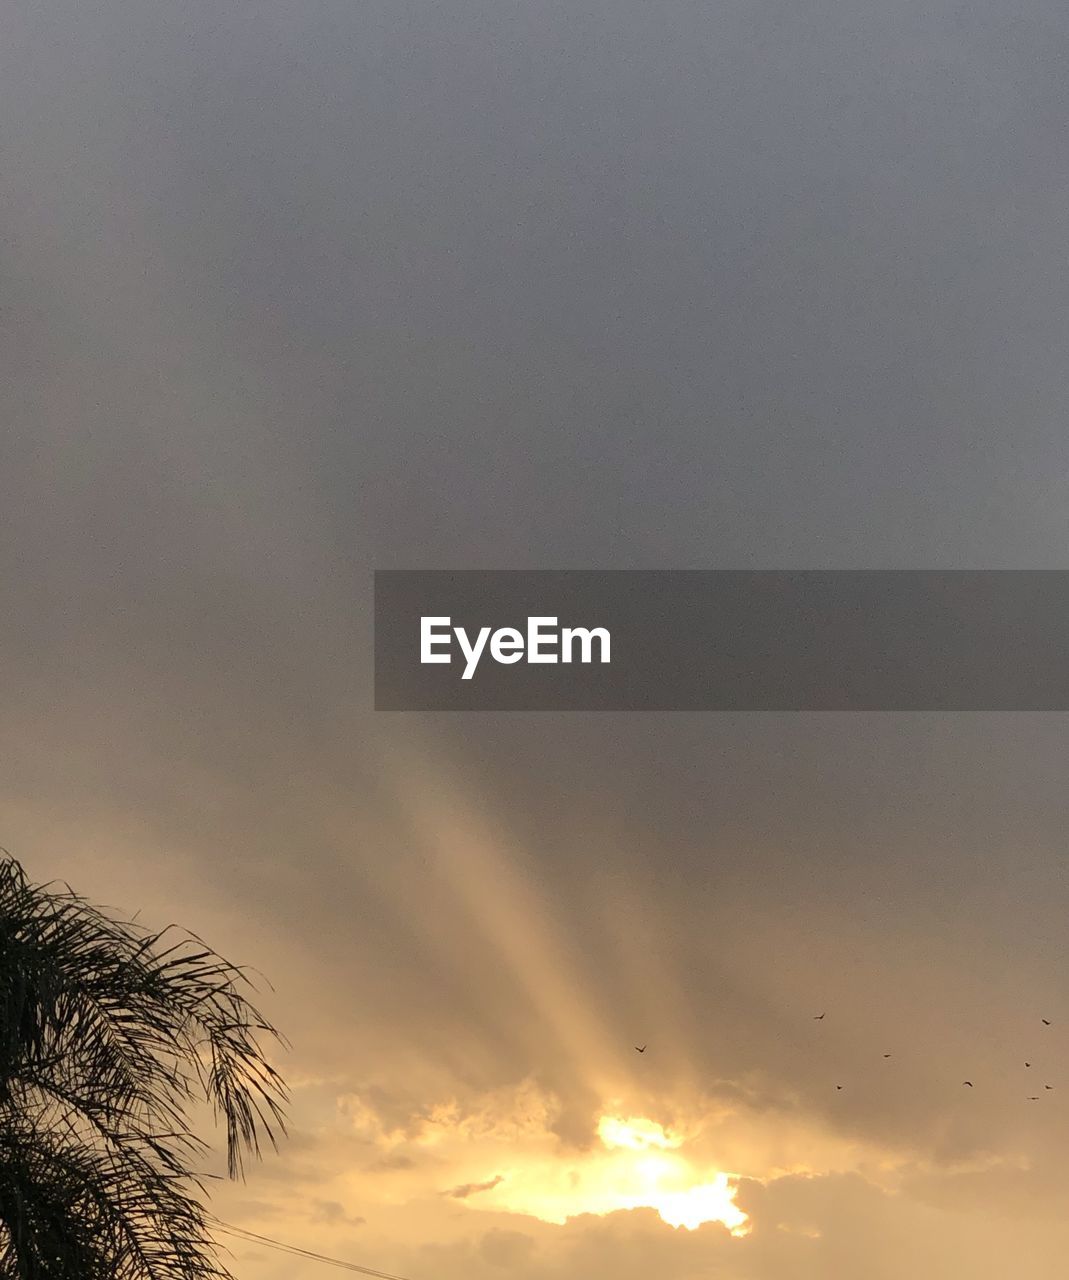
[[883, 1053, 892, 1058], [635, 1045, 646, 1053], [1046, 1084, 1054, 1090], [814, 1013, 826, 1020], [963, 1081, 973, 1087], [1026, 1062, 1032, 1068], [1043, 1019, 1052, 1026], [836, 1084, 843, 1090], [1028, 1096, 1040, 1101]]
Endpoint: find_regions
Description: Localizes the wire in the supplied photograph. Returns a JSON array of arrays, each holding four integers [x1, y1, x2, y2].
[[211, 1219, 418, 1280], [214, 1222, 413, 1278]]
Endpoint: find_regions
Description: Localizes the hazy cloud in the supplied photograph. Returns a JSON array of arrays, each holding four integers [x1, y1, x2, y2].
[[5, 0, 1069, 1274]]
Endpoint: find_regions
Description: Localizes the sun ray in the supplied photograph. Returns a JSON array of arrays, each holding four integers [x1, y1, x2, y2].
[[379, 735, 624, 1099]]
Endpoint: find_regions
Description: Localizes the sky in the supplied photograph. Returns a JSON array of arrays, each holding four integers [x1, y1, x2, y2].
[[4, 0, 1069, 1276]]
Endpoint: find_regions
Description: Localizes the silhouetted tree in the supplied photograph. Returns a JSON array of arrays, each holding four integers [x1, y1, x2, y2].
[[0, 856, 287, 1278]]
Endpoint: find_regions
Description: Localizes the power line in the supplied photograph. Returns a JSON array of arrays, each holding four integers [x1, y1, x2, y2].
[[211, 1219, 418, 1280], [214, 1221, 414, 1279]]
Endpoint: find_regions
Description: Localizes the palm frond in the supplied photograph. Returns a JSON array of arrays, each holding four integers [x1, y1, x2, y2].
[[0, 856, 289, 1278]]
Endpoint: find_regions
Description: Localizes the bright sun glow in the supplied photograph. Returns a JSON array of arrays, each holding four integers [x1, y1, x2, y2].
[[479, 1114, 750, 1236], [598, 1115, 683, 1152]]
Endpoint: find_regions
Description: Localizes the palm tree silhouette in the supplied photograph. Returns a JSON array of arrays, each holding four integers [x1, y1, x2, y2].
[[0, 856, 287, 1278]]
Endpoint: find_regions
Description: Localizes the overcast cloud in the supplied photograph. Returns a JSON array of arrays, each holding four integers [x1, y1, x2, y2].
[[4, 1, 1069, 1275]]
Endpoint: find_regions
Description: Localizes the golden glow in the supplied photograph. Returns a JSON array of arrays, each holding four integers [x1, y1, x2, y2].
[[598, 1115, 683, 1152], [374, 747, 752, 1238], [477, 1114, 750, 1236]]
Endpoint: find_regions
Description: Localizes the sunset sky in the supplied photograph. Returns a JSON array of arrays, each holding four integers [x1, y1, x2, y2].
[[6, 1, 1069, 1277]]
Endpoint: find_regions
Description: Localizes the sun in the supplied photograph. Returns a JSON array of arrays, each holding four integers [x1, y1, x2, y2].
[[596, 1116, 750, 1234], [483, 1114, 750, 1236], [646, 1174, 749, 1232]]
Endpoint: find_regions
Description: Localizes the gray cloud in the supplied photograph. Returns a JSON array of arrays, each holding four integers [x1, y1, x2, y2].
[[444, 1175, 506, 1200], [5, 0, 1069, 1274], [310, 1199, 366, 1228]]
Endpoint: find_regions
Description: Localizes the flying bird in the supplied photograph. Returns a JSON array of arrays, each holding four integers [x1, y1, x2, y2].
[[883, 1053, 892, 1058], [1043, 1019, 1052, 1026], [963, 1081, 973, 1087], [634, 1045, 646, 1054], [1046, 1085, 1054, 1090], [1026, 1062, 1032, 1068], [836, 1084, 843, 1090], [1028, 1096, 1040, 1101], [814, 1013, 826, 1020]]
